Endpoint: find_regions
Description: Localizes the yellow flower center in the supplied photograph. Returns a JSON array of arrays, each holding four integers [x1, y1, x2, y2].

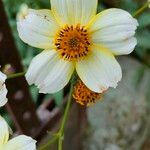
[[55, 25, 91, 61], [73, 80, 102, 106]]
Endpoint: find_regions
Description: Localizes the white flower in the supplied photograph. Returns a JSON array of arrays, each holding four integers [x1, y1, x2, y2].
[[0, 116, 36, 150], [17, 0, 138, 93], [0, 71, 8, 107]]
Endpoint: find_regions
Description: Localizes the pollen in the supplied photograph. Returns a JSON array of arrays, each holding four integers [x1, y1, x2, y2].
[[55, 24, 91, 61], [73, 80, 102, 107]]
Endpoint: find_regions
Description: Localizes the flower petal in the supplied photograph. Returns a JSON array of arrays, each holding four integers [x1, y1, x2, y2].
[[0, 72, 7, 84], [100, 37, 137, 55], [0, 85, 8, 107], [26, 50, 56, 85], [0, 72, 8, 107], [0, 116, 9, 146], [76, 45, 122, 93], [50, 0, 97, 25], [17, 9, 59, 49], [88, 8, 138, 55], [3, 135, 36, 150], [36, 57, 75, 94], [26, 50, 74, 94]]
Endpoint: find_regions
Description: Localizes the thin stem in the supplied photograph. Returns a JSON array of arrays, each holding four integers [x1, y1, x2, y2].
[[38, 135, 59, 150], [58, 77, 75, 150], [7, 72, 25, 79], [60, 83, 74, 133], [38, 75, 75, 150], [58, 135, 63, 150], [133, 1, 150, 18]]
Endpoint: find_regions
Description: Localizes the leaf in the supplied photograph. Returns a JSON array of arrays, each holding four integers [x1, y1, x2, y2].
[[138, 12, 150, 28], [137, 30, 150, 49], [52, 90, 64, 106]]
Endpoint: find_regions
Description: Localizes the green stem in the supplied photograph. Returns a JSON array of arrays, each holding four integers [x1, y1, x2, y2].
[[7, 72, 25, 79], [60, 83, 74, 133], [58, 78, 74, 150], [38, 75, 75, 150], [38, 135, 59, 150], [58, 135, 63, 150], [133, 1, 150, 18]]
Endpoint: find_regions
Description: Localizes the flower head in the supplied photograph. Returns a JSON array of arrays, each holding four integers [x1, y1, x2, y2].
[[0, 71, 8, 107], [17, 0, 138, 94], [73, 80, 103, 106], [0, 116, 36, 150]]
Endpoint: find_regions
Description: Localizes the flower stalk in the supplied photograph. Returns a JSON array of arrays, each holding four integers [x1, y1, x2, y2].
[[38, 75, 75, 150], [58, 77, 74, 150], [7, 72, 25, 79], [38, 134, 59, 150], [133, 1, 150, 18]]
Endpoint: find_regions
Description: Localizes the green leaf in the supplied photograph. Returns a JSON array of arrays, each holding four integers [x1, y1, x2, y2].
[[52, 90, 64, 106], [138, 12, 150, 28], [137, 30, 150, 49]]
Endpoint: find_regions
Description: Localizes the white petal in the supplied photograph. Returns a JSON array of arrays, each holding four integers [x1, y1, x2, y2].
[[0, 72, 7, 107], [37, 58, 74, 94], [89, 8, 138, 55], [50, 0, 97, 25], [26, 50, 74, 94], [0, 116, 9, 146], [17, 4, 29, 21], [76, 46, 122, 93], [0, 85, 8, 107], [3, 135, 36, 150], [17, 9, 59, 49], [26, 50, 56, 85], [101, 37, 137, 55], [92, 25, 136, 42], [0, 72, 7, 84], [89, 8, 138, 30]]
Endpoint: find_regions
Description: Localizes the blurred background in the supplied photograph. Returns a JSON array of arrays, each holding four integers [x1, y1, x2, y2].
[[0, 0, 150, 150]]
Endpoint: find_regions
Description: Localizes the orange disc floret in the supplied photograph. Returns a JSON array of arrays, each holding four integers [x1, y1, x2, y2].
[[55, 24, 91, 61], [73, 80, 103, 106]]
